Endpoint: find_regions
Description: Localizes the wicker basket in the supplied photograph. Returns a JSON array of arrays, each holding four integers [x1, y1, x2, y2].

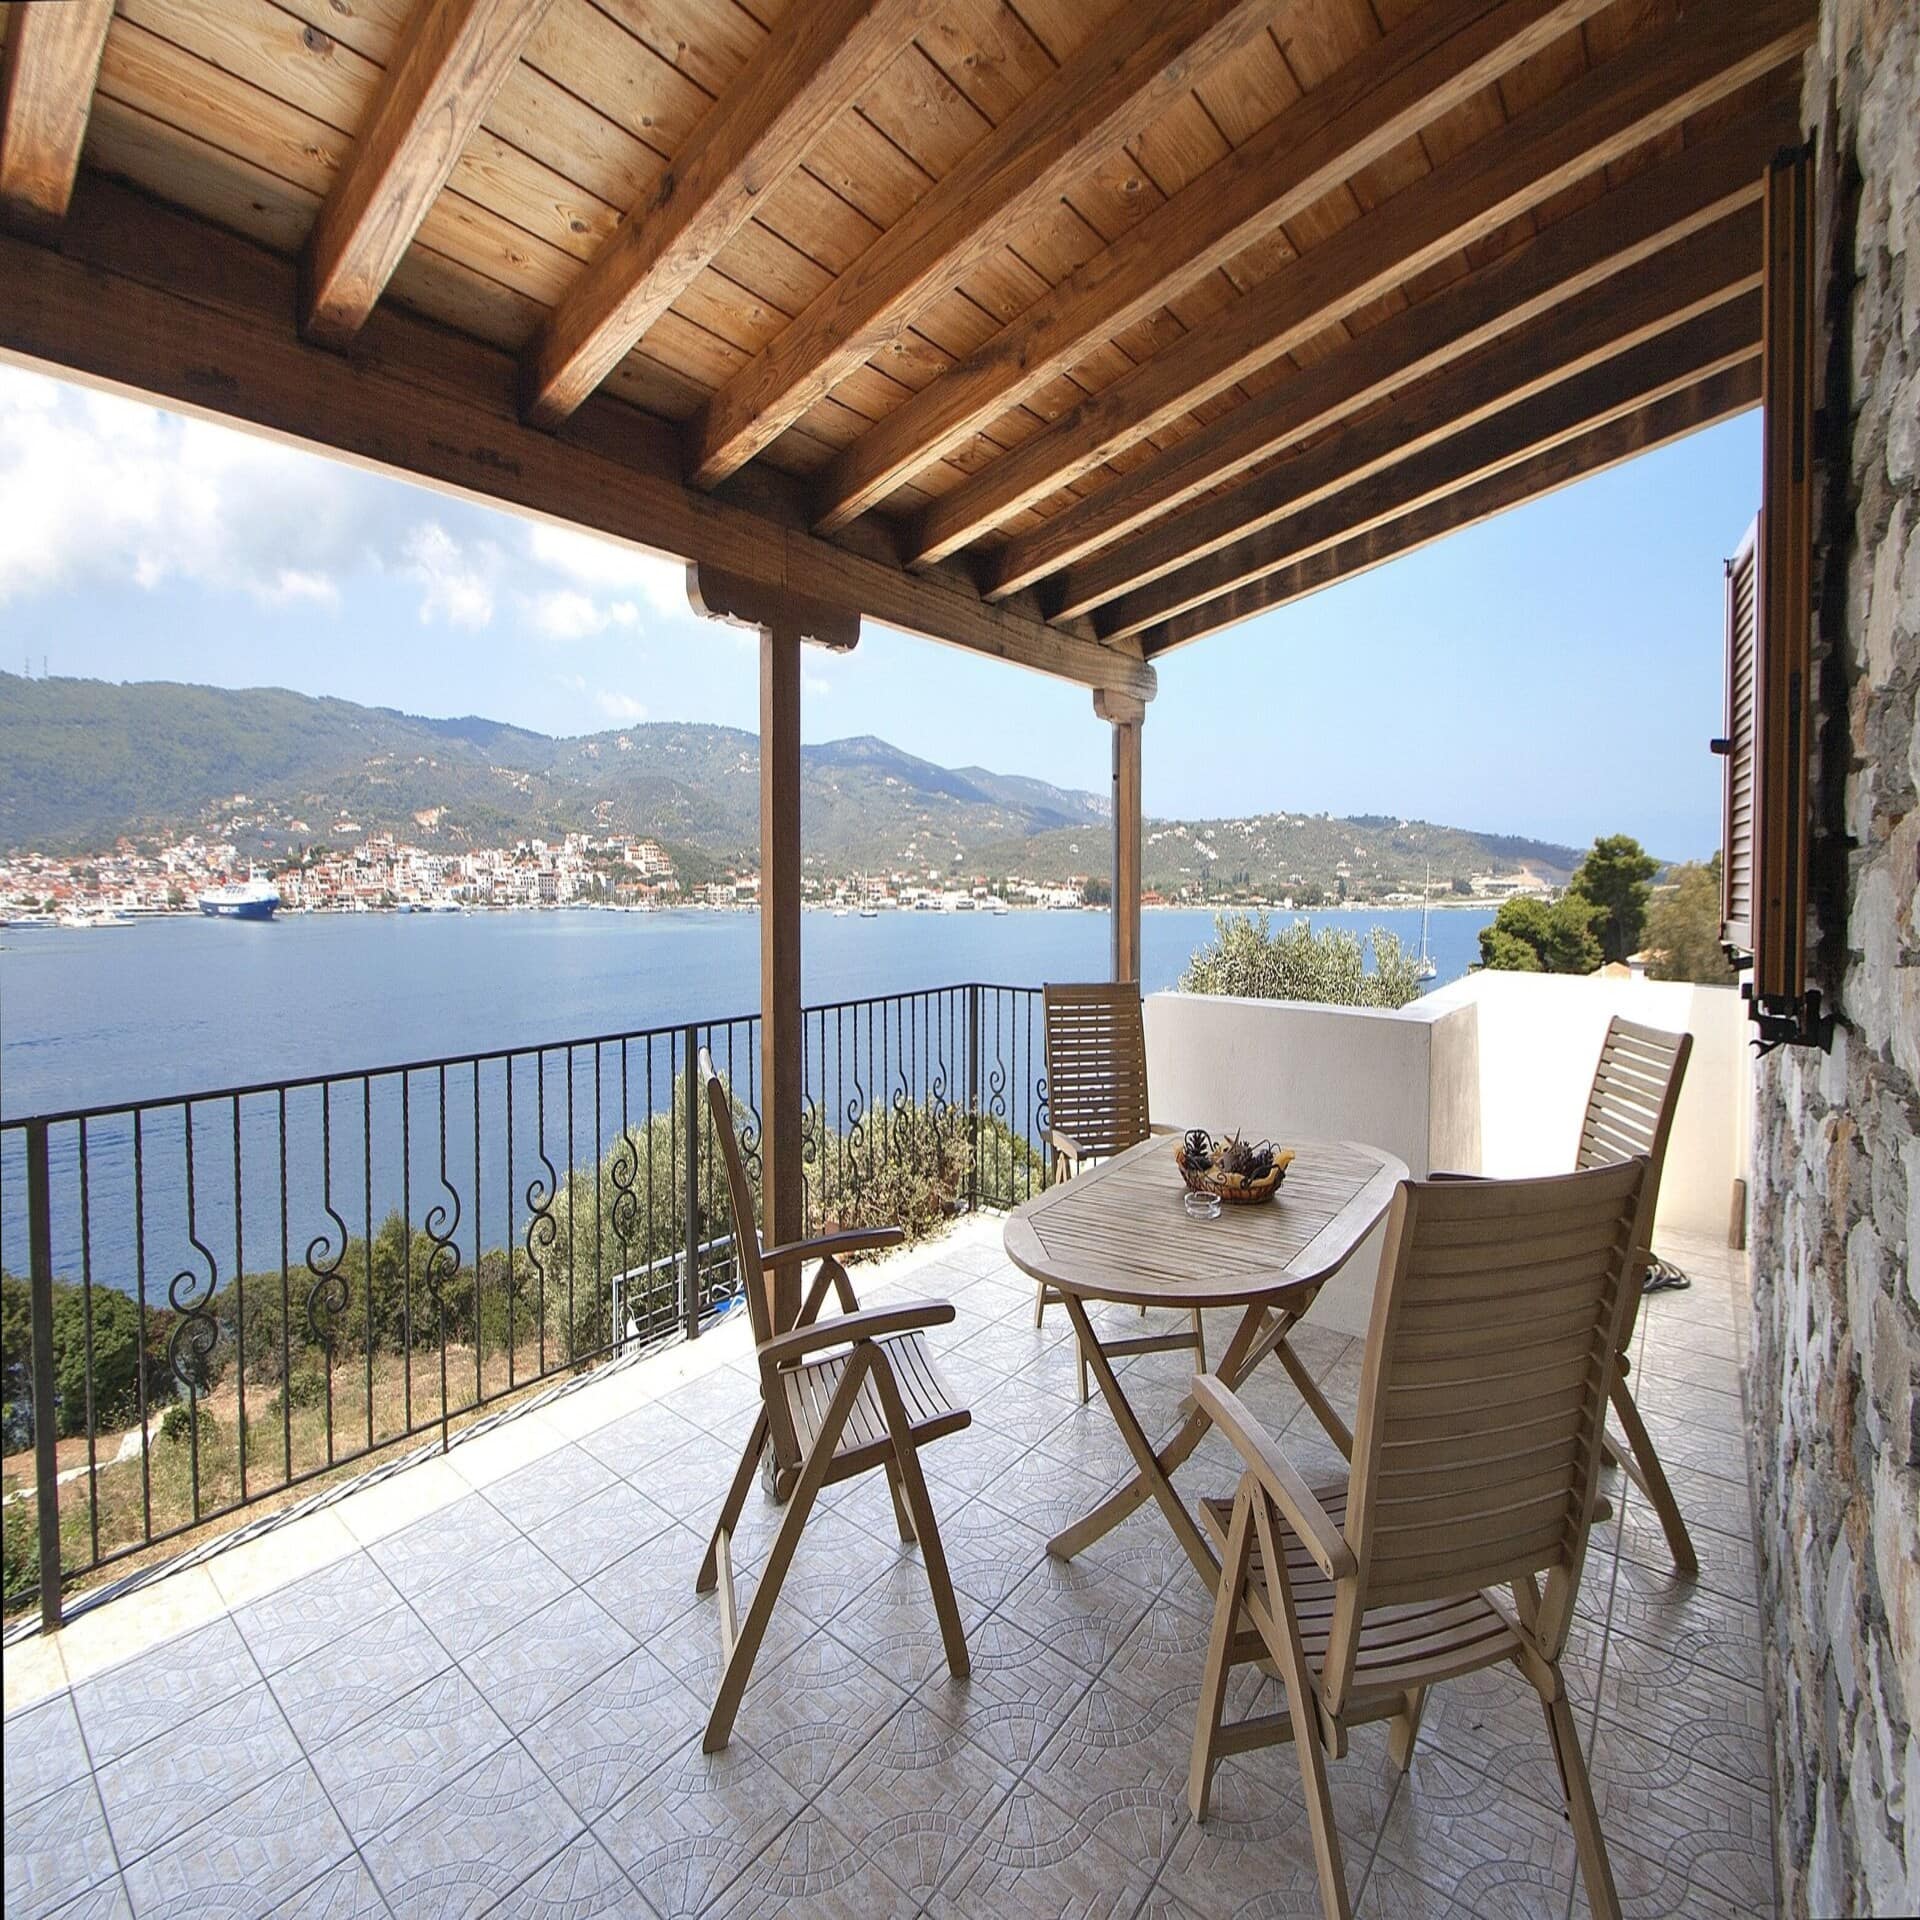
[[1174, 1141, 1292, 1206]]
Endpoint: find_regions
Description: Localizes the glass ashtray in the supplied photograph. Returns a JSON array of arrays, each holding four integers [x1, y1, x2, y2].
[[1183, 1188, 1223, 1220]]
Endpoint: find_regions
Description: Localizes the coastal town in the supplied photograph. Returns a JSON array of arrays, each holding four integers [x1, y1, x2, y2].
[[0, 824, 1560, 926]]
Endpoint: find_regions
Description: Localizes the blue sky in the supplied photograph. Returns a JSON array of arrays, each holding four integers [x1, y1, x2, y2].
[[0, 364, 1755, 858]]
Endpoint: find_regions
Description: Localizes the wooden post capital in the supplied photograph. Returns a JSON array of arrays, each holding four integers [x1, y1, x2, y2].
[[1093, 687, 1149, 727], [686, 563, 861, 651]]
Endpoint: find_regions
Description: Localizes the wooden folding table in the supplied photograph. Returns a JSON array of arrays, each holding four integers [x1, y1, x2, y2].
[[1003, 1133, 1407, 1594]]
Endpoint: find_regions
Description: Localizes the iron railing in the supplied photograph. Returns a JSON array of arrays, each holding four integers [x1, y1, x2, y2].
[[0, 982, 1048, 1627]]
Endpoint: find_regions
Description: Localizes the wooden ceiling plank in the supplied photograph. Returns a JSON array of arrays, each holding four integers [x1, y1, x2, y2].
[[519, 0, 933, 429], [1067, 207, 1759, 625], [1100, 291, 1759, 641], [814, 0, 1608, 534], [1141, 361, 1762, 654], [683, 0, 1281, 490], [1000, 93, 1793, 604], [0, 175, 1150, 699], [907, 0, 1812, 568], [0, 0, 113, 236], [300, 0, 558, 346]]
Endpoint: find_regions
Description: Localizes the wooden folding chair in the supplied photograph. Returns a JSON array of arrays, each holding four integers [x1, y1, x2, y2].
[[1436, 1016, 1698, 1573], [1036, 981, 1201, 1399], [692, 1051, 970, 1753], [1187, 1157, 1653, 1920]]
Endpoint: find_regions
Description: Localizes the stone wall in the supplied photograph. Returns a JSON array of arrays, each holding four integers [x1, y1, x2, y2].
[[1748, 2, 1919, 1914]]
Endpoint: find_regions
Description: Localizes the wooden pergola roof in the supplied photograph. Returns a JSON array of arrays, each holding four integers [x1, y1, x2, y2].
[[0, 0, 1812, 697]]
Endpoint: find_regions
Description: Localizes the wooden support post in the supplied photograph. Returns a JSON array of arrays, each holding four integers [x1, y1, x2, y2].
[[1096, 688, 1146, 984], [688, 566, 858, 1332]]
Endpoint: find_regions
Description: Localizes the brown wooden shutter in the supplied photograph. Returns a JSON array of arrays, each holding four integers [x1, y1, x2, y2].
[[1752, 142, 1815, 1026], [1720, 518, 1759, 953]]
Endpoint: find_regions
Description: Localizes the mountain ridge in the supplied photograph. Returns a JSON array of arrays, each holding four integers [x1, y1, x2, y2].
[[0, 674, 1585, 896]]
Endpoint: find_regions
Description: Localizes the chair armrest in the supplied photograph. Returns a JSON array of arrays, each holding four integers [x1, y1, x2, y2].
[[760, 1227, 906, 1269], [1047, 1128, 1084, 1166], [1424, 1170, 1489, 1182], [1148, 1122, 1182, 1137], [1191, 1374, 1356, 1582], [757, 1299, 956, 1374]]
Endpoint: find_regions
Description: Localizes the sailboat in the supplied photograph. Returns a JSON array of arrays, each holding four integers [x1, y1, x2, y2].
[[1415, 863, 1438, 981]]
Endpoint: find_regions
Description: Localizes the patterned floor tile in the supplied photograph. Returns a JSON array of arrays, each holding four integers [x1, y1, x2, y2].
[[229, 1551, 406, 1676], [737, 1631, 912, 1797], [486, 1832, 648, 1920], [929, 1778, 1154, 1920], [311, 1667, 511, 1840], [413, 1534, 574, 1663], [526, 1475, 679, 1585], [3, 1773, 119, 1920], [1026, 1675, 1193, 1877], [269, 1602, 452, 1748], [975, 1445, 1121, 1544], [998, 1550, 1158, 1676], [368, 1494, 522, 1600], [1359, 1850, 1572, 1920], [594, 1732, 805, 1919], [747, 1509, 911, 1630], [41, 1876, 134, 1920], [655, 1368, 760, 1437], [276, 1856, 394, 1919], [826, 1552, 992, 1693], [583, 1524, 709, 1644], [523, 1645, 707, 1824], [360, 1742, 582, 1920], [3, 1691, 91, 1806], [914, 1614, 1093, 1771], [971, 1375, 1080, 1449], [70, 1616, 260, 1765], [577, 1401, 708, 1479], [705, 1804, 913, 1919], [920, 1420, 1034, 1502], [908, 1497, 1051, 1612], [121, 1761, 354, 1920], [484, 1445, 621, 1534], [460, 1585, 637, 1731], [624, 1439, 741, 1523], [95, 1682, 302, 1863], [809, 1701, 1016, 1907]]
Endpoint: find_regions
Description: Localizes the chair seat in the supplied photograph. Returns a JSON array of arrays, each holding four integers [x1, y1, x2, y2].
[[780, 1331, 969, 1476], [1200, 1487, 1521, 1717]]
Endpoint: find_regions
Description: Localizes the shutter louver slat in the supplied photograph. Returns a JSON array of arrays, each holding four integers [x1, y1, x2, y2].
[[1721, 518, 1759, 951]]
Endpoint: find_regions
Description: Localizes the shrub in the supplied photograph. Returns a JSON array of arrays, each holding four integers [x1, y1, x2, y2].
[[1180, 912, 1422, 1008]]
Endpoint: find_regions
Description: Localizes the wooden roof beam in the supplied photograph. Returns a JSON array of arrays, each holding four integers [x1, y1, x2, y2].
[[1100, 292, 1760, 642], [0, 0, 113, 238], [682, 0, 1282, 491], [0, 177, 1153, 704], [1058, 206, 1762, 624], [301, 0, 557, 348], [520, 0, 932, 432], [993, 89, 1798, 605], [810, 0, 1613, 535], [908, 0, 1813, 569], [1140, 362, 1762, 655]]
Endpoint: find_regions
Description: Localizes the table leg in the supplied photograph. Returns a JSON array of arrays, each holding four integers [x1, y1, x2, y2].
[[1274, 1330, 1355, 1458], [1057, 1294, 1225, 1588]]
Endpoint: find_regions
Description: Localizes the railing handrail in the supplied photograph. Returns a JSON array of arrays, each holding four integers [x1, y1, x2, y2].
[[0, 979, 1037, 1129]]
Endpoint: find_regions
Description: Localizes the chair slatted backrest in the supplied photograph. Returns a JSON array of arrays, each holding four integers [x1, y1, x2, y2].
[[1043, 983, 1151, 1160], [699, 1050, 774, 1352], [1574, 1017, 1691, 1325], [1325, 1158, 1651, 1705]]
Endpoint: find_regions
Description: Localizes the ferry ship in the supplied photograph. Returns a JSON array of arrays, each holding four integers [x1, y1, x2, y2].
[[197, 877, 281, 921]]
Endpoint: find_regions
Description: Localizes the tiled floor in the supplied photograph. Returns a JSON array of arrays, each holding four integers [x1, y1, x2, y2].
[[3, 1216, 1775, 1920]]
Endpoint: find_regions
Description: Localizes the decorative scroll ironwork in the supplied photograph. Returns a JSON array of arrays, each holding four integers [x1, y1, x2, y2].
[[304, 1082, 351, 1352], [524, 1053, 560, 1294], [423, 1066, 463, 1312], [167, 1105, 220, 1394]]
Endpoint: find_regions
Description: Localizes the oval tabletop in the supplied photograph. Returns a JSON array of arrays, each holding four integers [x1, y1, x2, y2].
[[1003, 1133, 1410, 1311]]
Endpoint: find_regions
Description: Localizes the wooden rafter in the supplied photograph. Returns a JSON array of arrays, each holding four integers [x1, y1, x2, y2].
[[301, 0, 557, 347], [681, 0, 1282, 491], [808, 0, 1613, 534], [990, 91, 1797, 605], [1141, 362, 1763, 656], [0, 0, 113, 238], [907, 0, 1813, 568], [520, 0, 932, 431], [1104, 295, 1760, 642], [1058, 209, 1762, 624], [0, 178, 1154, 702]]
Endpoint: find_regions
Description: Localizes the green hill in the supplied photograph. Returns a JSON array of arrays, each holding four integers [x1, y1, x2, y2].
[[0, 673, 1585, 897]]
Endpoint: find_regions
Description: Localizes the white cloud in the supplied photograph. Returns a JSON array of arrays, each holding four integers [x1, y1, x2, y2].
[[403, 522, 496, 628], [803, 672, 832, 697], [527, 588, 640, 641], [595, 690, 647, 723], [526, 523, 685, 618]]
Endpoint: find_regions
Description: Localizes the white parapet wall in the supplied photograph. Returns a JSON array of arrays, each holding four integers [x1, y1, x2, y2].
[[1143, 971, 1749, 1337]]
